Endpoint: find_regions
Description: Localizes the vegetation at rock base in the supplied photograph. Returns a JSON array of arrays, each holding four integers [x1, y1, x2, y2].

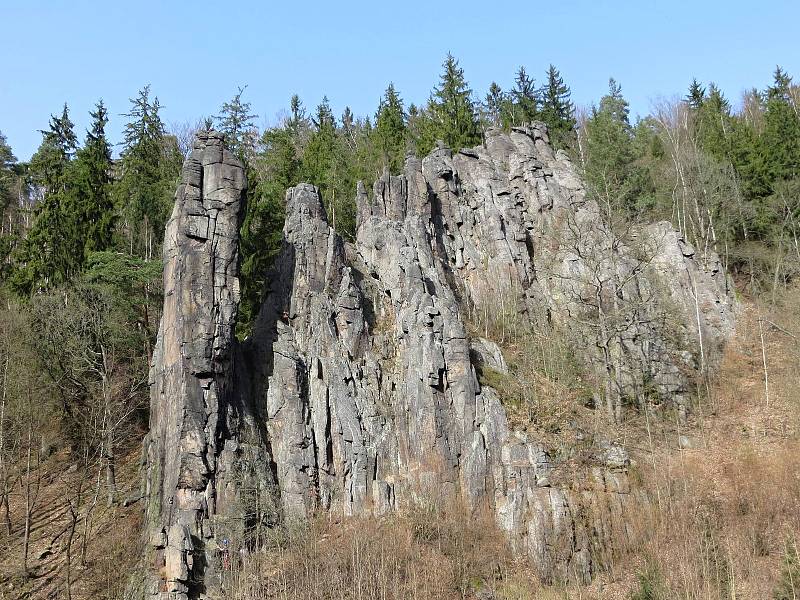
[[1, 55, 800, 599]]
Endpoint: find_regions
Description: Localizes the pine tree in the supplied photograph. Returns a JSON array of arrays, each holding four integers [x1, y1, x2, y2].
[[374, 83, 407, 173], [215, 85, 258, 161], [483, 82, 513, 129], [74, 100, 115, 255], [539, 65, 576, 149], [421, 53, 481, 155], [686, 78, 707, 109], [116, 85, 175, 260], [763, 67, 800, 186], [12, 104, 80, 293], [583, 78, 645, 213], [511, 66, 538, 124]]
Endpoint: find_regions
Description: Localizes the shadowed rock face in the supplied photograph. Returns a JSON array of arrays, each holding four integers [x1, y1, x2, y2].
[[144, 125, 736, 596]]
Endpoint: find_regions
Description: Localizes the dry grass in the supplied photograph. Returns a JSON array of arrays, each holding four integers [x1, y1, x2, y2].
[[617, 291, 800, 600], [221, 503, 539, 600], [467, 287, 590, 436], [0, 448, 143, 600], [3, 284, 800, 599]]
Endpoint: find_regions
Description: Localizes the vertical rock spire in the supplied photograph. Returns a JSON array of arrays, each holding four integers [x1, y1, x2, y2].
[[144, 131, 246, 599]]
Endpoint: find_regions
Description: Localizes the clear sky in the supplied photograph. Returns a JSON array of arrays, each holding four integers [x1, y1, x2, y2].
[[2, 0, 799, 160]]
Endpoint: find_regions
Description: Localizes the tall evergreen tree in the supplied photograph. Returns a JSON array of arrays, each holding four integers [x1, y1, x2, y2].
[[0, 131, 16, 216], [686, 78, 707, 109], [763, 67, 800, 186], [483, 82, 513, 129], [116, 85, 176, 260], [29, 104, 78, 194], [12, 105, 80, 293], [239, 118, 302, 333], [695, 83, 732, 162], [484, 82, 504, 126], [215, 85, 258, 161], [583, 78, 645, 213], [511, 66, 539, 124], [0, 131, 19, 272], [373, 83, 407, 173], [419, 53, 481, 155], [302, 96, 338, 198], [539, 65, 576, 149], [74, 100, 115, 255]]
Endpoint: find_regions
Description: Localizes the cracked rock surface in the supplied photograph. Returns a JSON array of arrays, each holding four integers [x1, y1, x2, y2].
[[144, 125, 737, 596]]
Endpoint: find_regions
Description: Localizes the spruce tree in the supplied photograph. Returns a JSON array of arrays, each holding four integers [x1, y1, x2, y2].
[[117, 85, 175, 260], [302, 96, 337, 198], [374, 83, 407, 173], [539, 65, 576, 149], [239, 120, 301, 333], [418, 54, 481, 156], [12, 105, 80, 293], [74, 100, 115, 255], [0, 131, 16, 216], [763, 67, 800, 186], [215, 85, 258, 162], [584, 78, 645, 213], [686, 78, 707, 109], [511, 66, 538, 124], [695, 83, 732, 162], [483, 82, 513, 129], [0, 131, 18, 272]]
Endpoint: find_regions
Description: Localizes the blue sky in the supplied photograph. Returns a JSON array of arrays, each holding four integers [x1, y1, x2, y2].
[[1, 0, 798, 160]]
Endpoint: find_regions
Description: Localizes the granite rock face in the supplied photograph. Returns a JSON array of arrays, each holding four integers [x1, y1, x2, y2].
[[144, 125, 736, 596], [143, 132, 271, 599]]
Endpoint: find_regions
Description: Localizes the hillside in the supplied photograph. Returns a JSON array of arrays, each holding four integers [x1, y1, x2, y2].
[[1, 290, 798, 599], [2, 55, 800, 600]]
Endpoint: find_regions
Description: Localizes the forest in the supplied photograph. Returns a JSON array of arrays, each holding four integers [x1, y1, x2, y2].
[[1, 54, 800, 599]]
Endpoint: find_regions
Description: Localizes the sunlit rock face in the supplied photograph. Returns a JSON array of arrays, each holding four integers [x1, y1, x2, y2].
[[143, 124, 736, 596]]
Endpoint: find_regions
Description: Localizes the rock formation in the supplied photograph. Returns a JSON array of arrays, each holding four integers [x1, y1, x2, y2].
[[143, 132, 270, 598], [143, 125, 736, 597]]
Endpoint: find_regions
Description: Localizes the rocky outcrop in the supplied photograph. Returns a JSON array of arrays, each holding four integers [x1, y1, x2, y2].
[[144, 124, 736, 596], [143, 132, 271, 599]]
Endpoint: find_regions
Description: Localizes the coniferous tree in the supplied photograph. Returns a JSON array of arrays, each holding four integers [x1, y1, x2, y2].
[[29, 104, 78, 194], [695, 83, 732, 162], [0, 131, 15, 218], [0, 132, 19, 272], [686, 78, 707, 109], [12, 105, 80, 293], [215, 85, 258, 162], [239, 117, 302, 333], [763, 67, 800, 185], [419, 54, 481, 155], [302, 96, 338, 199], [373, 83, 407, 174], [483, 82, 504, 126], [74, 100, 115, 255], [116, 85, 176, 260], [511, 66, 539, 124], [539, 65, 576, 149], [583, 78, 647, 213], [483, 82, 513, 129]]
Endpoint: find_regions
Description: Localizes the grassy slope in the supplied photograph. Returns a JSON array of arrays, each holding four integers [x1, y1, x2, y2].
[[0, 294, 798, 599]]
